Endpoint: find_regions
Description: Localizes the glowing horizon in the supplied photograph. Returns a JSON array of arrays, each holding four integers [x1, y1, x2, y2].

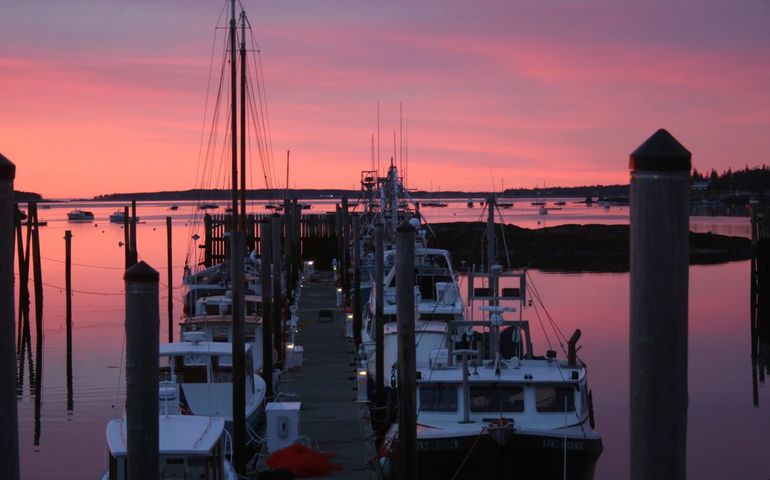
[[2, 0, 769, 198]]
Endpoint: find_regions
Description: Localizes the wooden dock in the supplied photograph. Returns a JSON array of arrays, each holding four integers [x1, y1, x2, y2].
[[269, 271, 380, 479]]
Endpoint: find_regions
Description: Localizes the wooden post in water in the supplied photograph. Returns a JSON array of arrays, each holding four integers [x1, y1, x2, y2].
[[260, 220, 274, 399], [124, 261, 159, 480], [0, 153, 19, 480], [352, 214, 362, 347], [395, 221, 418, 479], [166, 217, 174, 343], [750, 208, 759, 406], [271, 214, 283, 362], [64, 230, 73, 411], [29, 203, 44, 371], [129, 200, 138, 266], [374, 222, 385, 407], [15, 206, 30, 356], [284, 199, 293, 303], [231, 231, 247, 474], [123, 206, 130, 269], [341, 197, 349, 301], [629, 129, 691, 480]]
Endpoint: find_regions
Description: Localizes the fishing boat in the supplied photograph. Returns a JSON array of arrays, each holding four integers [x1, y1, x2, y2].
[[159, 332, 266, 434], [101, 415, 237, 480], [531, 201, 546, 206], [498, 201, 514, 208], [169, 204, 180, 211], [377, 198, 603, 479], [67, 209, 94, 221], [109, 209, 138, 223], [555, 200, 567, 206], [360, 245, 465, 383], [198, 203, 219, 210]]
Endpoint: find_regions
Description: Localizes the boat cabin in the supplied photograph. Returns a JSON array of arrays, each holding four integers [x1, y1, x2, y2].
[[103, 415, 236, 480]]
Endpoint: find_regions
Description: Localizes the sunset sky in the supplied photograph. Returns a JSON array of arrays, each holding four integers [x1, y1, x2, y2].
[[2, 0, 769, 198]]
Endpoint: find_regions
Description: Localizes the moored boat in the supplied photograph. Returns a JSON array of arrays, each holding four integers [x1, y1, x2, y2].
[[67, 209, 94, 221], [109, 209, 138, 223], [101, 415, 237, 480]]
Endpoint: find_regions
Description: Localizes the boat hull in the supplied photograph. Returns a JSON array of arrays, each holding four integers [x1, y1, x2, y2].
[[387, 429, 603, 480]]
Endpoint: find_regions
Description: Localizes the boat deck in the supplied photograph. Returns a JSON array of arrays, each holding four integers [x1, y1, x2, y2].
[[266, 271, 380, 479]]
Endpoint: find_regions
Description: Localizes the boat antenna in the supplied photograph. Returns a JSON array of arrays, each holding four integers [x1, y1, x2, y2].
[[377, 101, 381, 176], [229, 0, 239, 231], [284, 149, 290, 203]]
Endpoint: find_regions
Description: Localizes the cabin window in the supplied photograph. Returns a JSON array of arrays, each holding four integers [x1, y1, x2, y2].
[[212, 327, 229, 342], [469, 386, 524, 412], [535, 385, 575, 412], [419, 385, 458, 412], [211, 356, 233, 383]]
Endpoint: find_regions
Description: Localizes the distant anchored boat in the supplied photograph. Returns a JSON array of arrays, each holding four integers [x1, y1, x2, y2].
[[197, 203, 219, 210], [67, 209, 94, 221], [109, 210, 138, 223]]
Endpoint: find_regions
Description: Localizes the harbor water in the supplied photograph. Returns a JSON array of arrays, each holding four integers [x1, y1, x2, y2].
[[13, 199, 767, 479]]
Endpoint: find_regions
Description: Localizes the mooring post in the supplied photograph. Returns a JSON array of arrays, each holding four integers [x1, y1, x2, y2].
[[750, 208, 759, 406], [129, 200, 138, 266], [123, 206, 130, 269], [341, 196, 349, 301], [629, 129, 691, 480], [374, 222, 385, 407], [166, 217, 173, 342], [284, 199, 293, 303], [0, 154, 19, 480], [65, 230, 73, 411], [396, 221, 418, 479], [30, 203, 43, 340], [231, 231, 247, 474], [352, 214, 362, 348], [260, 219, 274, 399], [271, 214, 283, 362], [124, 261, 160, 480]]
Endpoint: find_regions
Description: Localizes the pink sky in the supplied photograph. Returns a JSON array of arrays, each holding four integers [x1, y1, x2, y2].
[[2, 0, 769, 198]]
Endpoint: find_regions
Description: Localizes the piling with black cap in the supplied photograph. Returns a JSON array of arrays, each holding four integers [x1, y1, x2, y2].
[[166, 217, 173, 342], [396, 221, 417, 479], [65, 230, 74, 411], [271, 214, 283, 361], [374, 222, 385, 407], [352, 214, 362, 347], [629, 129, 691, 480], [0, 153, 19, 480], [260, 219, 274, 399], [124, 261, 160, 480], [231, 231, 247, 473]]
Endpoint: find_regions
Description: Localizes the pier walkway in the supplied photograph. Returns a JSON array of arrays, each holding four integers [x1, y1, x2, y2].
[[275, 271, 380, 479]]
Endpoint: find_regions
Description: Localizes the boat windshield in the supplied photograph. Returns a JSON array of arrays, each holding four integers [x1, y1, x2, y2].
[[535, 385, 575, 412], [469, 386, 524, 412]]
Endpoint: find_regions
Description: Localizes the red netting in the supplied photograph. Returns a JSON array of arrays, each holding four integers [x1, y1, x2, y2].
[[266, 444, 343, 478]]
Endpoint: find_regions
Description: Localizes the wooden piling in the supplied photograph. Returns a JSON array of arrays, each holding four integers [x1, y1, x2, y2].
[[341, 197, 349, 299], [352, 214, 362, 347], [15, 207, 30, 356], [65, 230, 73, 411], [271, 214, 283, 361], [29, 203, 44, 365], [124, 261, 160, 480], [0, 153, 19, 480], [629, 129, 691, 480], [166, 217, 173, 343], [123, 206, 130, 269], [374, 222, 385, 407], [231, 231, 247, 474], [260, 220, 274, 399], [284, 199, 293, 303], [395, 221, 418, 479], [129, 200, 138, 266]]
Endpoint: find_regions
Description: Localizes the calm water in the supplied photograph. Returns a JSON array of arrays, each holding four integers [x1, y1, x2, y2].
[[13, 200, 767, 479]]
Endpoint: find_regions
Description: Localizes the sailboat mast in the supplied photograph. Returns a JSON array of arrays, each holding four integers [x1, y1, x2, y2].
[[229, 0, 239, 231], [239, 9, 247, 231]]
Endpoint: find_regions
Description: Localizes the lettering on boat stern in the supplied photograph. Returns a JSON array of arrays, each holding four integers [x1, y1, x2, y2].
[[418, 439, 462, 450], [542, 438, 584, 450]]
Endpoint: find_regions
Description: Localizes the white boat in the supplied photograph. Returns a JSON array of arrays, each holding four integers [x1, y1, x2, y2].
[[67, 209, 94, 221], [377, 207, 603, 480], [159, 333, 266, 435], [360, 247, 465, 383], [109, 210, 138, 223], [101, 415, 237, 480]]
